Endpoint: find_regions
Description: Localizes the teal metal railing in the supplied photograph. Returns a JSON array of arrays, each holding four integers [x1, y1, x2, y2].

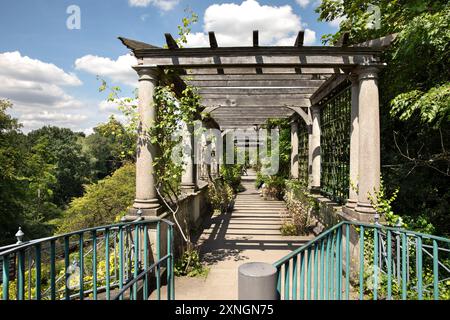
[[274, 221, 450, 300], [0, 219, 174, 301]]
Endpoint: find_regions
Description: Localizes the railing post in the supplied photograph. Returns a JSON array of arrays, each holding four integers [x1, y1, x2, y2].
[[238, 262, 278, 300]]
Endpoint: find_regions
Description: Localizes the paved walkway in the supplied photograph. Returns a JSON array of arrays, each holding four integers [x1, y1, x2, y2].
[[170, 169, 312, 300]]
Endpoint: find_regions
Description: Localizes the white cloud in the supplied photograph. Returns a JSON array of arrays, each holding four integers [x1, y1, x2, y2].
[[75, 54, 137, 87], [186, 0, 317, 47], [0, 51, 91, 132], [128, 0, 180, 11], [0, 51, 81, 86], [296, 0, 312, 8]]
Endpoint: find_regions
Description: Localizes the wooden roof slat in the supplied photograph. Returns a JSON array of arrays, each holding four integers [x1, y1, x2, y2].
[[294, 31, 305, 47], [253, 30, 259, 47], [208, 31, 218, 49], [164, 33, 179, 49]]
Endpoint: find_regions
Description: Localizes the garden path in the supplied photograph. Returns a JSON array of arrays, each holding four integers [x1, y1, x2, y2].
[[163, 169, 312, 300]]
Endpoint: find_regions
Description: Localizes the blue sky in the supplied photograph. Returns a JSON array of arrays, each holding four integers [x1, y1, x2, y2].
[[0, 0, 340, 133]]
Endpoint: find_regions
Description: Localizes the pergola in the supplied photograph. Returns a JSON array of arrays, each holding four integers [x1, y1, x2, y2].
[[119, 31, 395, 223]]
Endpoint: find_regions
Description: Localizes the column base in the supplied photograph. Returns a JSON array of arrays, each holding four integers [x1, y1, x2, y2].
[[345, 198, 357, 209], [181, 184, 198, 194], [309, 186, 321, 195], [342, 206, 377, 223], [355, 201, 376, 214], [128, 198, 164, 217]]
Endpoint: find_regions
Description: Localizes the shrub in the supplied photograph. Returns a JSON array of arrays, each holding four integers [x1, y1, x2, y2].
[[57, 163, 135, 233], [208, 178, 234, 213], [282, 180, 315, 236]]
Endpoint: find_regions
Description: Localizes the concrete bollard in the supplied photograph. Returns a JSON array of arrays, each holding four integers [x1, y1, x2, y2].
[[238, 262, 278, 300]]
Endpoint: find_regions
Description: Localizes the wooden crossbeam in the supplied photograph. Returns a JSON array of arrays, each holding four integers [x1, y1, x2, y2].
[[186, 78, 325, 88], [164, 33, 179, 49], [294, 31, 305, 47], [184, 67, 342, 75], [198, 87, 317, 95], [200, 95, 311, 107]]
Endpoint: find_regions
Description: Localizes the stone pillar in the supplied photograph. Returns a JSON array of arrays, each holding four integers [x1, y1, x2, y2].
[[309, 106, 321, 192], [355, 67, 381, 218], [181, 121, 197, 193], [130, 66, 162, 217], [346, 74, 360, 209], [290, 120, 299, 179]]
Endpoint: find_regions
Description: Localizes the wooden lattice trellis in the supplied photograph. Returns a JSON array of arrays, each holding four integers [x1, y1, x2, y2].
[[320, 84, 351, 203]]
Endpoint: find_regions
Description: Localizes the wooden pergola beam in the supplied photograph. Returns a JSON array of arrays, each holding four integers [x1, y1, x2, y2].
[[294, 31, 305, 47], [164, 33, 179, 49], [184, 67, 343, 75], [187, 78, 325, 88], [198, 87, 317, 95], [200, 95, 311, 107], [134, 45, 381, 68], [253, 30, 259, 47], [208, 31, 218, 49]]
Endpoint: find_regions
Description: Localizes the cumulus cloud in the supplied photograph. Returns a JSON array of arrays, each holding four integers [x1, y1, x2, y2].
[[296, 0, 312, 8], [185, 0, 317, 47], [128, 0, 180, 11], [0, 51, 81, 86], [0, 51, 91, 132], [75, 54, 137, 87]]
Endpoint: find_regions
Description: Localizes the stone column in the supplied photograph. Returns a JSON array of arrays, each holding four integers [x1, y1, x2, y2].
[[346, 74, 360, 209], [290, 120, 299, 179], [355, 67, 381, 218], [181, 121, 197, 193], [130, 66, 162, 217], [309, 106, 321, 192]]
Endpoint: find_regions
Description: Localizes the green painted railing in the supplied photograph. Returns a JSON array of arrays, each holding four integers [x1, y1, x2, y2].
[[0, 219, 174, 301], [274, 221, 450, 300]]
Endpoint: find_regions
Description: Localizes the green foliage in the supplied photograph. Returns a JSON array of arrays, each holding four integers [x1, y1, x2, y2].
[[83, 116, 136, 180], [280, 222, 298, 236], [174, 249, 209, 278], [368, 177, 401, 226], [283, 179, 315, 236], [220, 164, 243, 192], [256, 172, 286, 200], [176, 9, 199, 47], [151, 85, 200, 197], [57, 163, 135, 233], [27, 126, 92, 207], [208, 178, 234, 214]]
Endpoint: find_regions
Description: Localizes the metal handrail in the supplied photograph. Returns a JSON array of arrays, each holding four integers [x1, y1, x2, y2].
[[1, 218, 175, 301], [274, 221, 450, 300]]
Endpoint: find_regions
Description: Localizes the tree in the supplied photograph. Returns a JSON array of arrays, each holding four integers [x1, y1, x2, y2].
[[57, 163, 135, 233], [27, 126, 92, 207], [83, 116, 136, 180]]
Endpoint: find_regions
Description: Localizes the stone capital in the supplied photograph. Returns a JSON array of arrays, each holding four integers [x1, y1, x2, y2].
[[354, 66, 381, 81], [310, 106, 321, 117], [133, 65, 160, 81]]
